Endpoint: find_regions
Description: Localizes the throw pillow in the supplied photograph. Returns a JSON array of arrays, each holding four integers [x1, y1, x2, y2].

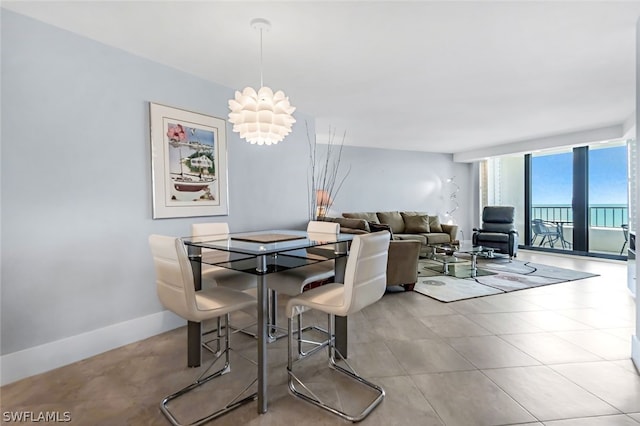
[[429, 215, 443, 233], [402, 211, 429, 217], [401, 213, 430, 233], [368, 222, 394, 239], [376, 211, 405, 233]]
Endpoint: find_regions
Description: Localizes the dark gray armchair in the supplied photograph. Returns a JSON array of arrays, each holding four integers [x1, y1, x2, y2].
[[472, 206, 519, 259]]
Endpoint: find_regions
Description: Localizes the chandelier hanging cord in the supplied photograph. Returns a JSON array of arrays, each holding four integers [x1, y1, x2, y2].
[[228, 18, 296, 145], [259, 23, 264, 87], [251, 17, 270, 88]]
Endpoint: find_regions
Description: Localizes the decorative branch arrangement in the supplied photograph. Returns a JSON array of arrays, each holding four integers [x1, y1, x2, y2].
[[307, 123, 351, 221]]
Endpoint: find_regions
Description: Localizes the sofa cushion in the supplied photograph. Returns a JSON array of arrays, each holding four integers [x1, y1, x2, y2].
[[376, 211, 405, 233], [343, 212, 379, 224], [423, 233, 451, 244], [428, 215, 443, 233], [401, 213, 430, 233], [394, 234, 427, 245], [369, 222, 393, 238]]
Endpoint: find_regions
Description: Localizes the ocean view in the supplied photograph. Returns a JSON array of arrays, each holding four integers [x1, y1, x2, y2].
[[532, 146, 629, 228], [532, 204, 628, 227]]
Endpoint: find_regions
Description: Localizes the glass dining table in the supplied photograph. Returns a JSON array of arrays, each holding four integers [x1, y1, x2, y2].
[[181, 229, 354, 414]]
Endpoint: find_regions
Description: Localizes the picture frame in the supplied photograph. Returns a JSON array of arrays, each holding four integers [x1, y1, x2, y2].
[[149, 102, 229, 218]]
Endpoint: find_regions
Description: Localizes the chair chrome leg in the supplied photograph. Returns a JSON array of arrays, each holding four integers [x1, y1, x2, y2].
[[201, 317, 222, 355], [287, 313, 384, 422], [296, 313, 331, 358], [210, 289, 282, 342], [160, 314, 257, 426], [224, 289, 288, 342], [202, 313, 259, 343], [266, 289, 287, 342]]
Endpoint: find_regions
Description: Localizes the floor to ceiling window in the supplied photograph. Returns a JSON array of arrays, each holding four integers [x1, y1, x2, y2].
[[530, 149, 574, 252], [588, 144, 629, 255], [480, 140, 632, 259]]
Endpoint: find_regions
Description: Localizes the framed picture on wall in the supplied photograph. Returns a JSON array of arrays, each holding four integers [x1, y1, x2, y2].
[[149, 102, 229, 218]]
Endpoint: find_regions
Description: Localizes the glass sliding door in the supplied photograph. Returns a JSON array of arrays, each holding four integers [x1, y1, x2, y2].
[[588, 143, 629, 255], [483, 141, 630, 258], [530, 150, 574, 251]]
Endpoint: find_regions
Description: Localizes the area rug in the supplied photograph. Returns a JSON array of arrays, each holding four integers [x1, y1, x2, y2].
[[414, 256, 598, 302]]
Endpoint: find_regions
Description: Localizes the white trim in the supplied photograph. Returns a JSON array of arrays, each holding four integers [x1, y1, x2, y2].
[[633, 335, 640, 372], [454, 124, 626, 163], [622, 112, 636, 140], [0, 310, 184, 386]]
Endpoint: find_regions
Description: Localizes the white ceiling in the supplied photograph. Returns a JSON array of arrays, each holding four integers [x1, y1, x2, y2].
[[4, 1, 640, 154]]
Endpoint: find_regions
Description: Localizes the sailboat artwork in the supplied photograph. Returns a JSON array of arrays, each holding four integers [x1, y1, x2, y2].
[[166, 122, 218, 202], [150, 102, 228, 219]]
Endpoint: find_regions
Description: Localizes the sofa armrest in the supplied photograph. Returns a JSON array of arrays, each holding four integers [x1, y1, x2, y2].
[[386, 240, 421, 287], [322, 216, 370, 233], [340, 228, 369, 235], [441, 224, 458, 241]]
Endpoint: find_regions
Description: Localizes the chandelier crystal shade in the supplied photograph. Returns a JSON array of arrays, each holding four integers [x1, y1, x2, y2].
[[228, 18, 296, 146]]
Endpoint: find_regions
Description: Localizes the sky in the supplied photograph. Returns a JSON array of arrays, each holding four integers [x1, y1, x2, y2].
[[532, 145, 628, 205]]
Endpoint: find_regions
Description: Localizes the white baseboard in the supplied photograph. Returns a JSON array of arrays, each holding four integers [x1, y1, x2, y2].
[[633, 334, 640, 371], [0, 310, 185, 386]]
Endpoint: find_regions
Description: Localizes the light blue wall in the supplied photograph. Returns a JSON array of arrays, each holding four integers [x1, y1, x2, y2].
[[0, 10, 470, 368], [0, 10, 313, 355], [330, 146, 472, 239]]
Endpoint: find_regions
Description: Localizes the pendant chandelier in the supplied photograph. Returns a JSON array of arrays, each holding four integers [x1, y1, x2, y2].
[[228, 18, 296, 146]]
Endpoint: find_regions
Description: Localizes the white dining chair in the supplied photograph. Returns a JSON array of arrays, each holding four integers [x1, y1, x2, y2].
[[267, 221, 340, 354], [149, 234, 257, 425], [192, 223, 258, 344], [285, 231, 390, 422], [191, 222, 257, 291]]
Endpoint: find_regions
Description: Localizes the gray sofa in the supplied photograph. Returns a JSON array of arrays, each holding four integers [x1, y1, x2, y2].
[[319, 213, 433, 290], [323, 211, 458, 258]]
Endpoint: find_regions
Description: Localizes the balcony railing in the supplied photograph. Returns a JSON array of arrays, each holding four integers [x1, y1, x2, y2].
[[532, 205, 628, 228], [529, 205, 629, 256]]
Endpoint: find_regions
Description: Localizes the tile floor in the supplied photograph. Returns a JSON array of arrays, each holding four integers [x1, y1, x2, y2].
[[1, 250, 639, 425]]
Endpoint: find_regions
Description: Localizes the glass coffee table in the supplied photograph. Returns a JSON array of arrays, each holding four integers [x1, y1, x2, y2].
[[456, 245, 495, 277], [430, 253, 471, 277], [427, 243, 494, 278]]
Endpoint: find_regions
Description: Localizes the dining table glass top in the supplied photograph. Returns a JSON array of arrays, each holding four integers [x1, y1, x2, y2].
[[182, 229, 354, 275]]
